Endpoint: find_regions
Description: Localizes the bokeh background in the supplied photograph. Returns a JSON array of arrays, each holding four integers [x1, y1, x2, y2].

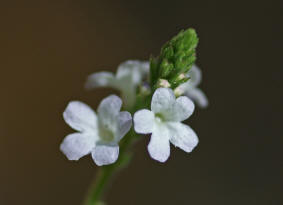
[[0, 1, 282, 204]]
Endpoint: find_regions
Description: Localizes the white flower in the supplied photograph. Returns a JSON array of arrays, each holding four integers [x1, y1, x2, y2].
[[177, 65, 208, 108], [133, 88, 198, 162], [85, 60, 149, 108], [60, 95, 132, 166]]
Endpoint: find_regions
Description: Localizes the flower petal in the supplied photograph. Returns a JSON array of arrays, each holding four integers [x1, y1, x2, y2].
[[167, 122, 199, 153], [133, 109, 154, 134], [148, 125, 170, 162], [187, 65, 202, 87], [138, 61, 150, 77], [116, 60, 149, 85], [60, 133, 96, 161], [97, 95, 122, 129], [151, 88, 175, 114], [63, 101, 97, 132], [116, 111, 132, 141], [185, 88, 208, 108], [85, 72, 116, 89], [92, 144, 119, 166], [170, 96, 195, 122]]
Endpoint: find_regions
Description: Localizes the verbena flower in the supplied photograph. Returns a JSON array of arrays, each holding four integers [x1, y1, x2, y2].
[[133, 88, 198, 162], [85, 60, 149, 108], [175, 65, 208, 108], [60, 95, 132, 166]]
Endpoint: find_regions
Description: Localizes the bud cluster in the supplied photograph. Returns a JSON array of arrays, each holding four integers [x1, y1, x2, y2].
[[150, 28, 199, 90]]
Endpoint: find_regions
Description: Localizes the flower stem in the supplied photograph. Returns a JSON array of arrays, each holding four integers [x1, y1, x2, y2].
[[82, 92, 151, 205], [82, 129, 137, 205]]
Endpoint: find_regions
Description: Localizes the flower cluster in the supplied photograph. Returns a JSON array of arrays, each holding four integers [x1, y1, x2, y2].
[[60, 29, 207, 166], [60, 60, 207, 166]]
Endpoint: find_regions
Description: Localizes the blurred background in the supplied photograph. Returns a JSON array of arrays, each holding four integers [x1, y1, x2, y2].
[[0, 0, 282, 204]]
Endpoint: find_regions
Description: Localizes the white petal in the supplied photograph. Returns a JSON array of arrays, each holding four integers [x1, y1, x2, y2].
[[187, 65, 202, 87], [151, 88, 175, 114], [60, 133, 96, 161], [138, 61, 150, 76], [170, 96, 195, 122], [116, 60, 149, 108], [167, 122, 199, 153], [116, 60, 149, 85], [63, 101, 97, 132], [177, 81, 191, 94], [133, 109, 154, 134], [148, 125, 170, 162], [92, 144, 119, 166], [98, 95, 122, 128], [116, 111, 132, 141], [185, 88, 209, 108], [85, 72, 116, 89]]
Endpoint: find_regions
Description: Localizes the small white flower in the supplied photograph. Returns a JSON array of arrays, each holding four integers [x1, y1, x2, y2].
[[176, 65, 209, 108], [133, 88, 198, 162], [85, 60, 149, 108], [60, 95, 132, 166]]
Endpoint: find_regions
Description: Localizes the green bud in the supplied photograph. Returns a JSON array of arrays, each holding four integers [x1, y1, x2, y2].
[[177, 73, 186, 81], [160, 59, 174, 78], [149, 28, 199, 90], [157, 79, 171, 88], [174, 86, 185, 97]]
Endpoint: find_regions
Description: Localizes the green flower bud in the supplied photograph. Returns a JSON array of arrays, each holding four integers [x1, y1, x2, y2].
[[150, 28, 199, 90], [158, 79, 171, 88]]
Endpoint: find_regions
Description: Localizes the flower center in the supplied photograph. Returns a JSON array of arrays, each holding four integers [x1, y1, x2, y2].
[[99, 123, 115, 142], [155, 113, 165, 124]]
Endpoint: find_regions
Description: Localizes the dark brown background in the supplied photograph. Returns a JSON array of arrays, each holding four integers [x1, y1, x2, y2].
[[0, 0, 282, 205]]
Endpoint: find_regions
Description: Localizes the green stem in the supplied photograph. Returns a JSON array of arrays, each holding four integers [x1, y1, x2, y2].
[[82, 129, 137, 205], [82, 92, 151, 205], [82, 167, 111, 205]]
